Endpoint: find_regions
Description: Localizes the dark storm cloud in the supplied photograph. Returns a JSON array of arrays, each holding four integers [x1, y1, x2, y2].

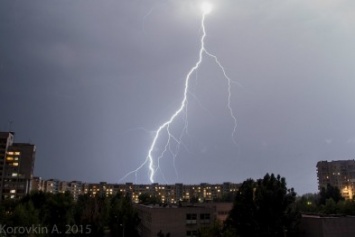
[[1, 0, 355, 194]]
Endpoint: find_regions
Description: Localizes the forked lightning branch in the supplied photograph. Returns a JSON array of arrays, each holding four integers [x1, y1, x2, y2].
[[120, 2, 238, 183]]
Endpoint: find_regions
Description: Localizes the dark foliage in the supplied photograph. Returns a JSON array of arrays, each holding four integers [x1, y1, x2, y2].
[[226, 173, 300, 237], [0, 191, 140, 237], [318, 183, 344, 205]]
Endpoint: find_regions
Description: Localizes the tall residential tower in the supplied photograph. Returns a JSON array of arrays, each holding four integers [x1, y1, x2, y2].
[[317, 160, 355, 200], [0, 132, 36, 201]]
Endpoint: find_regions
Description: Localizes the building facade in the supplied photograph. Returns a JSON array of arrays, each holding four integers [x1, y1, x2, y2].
[[317, 160, 355, 199], [2, 142, 36, 200], [299, 215, 355, 237], [136, 204, 216, 237], [29, 179, 240, 203], [0, 132, 15, 201]]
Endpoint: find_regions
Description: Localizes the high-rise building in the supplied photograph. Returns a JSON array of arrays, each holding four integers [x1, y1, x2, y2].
[[0, 132, 15, 200], [2, 143, 36, 200], [317, 160, 355, 200]]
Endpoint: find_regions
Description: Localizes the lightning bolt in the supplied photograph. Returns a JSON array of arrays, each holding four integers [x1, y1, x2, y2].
[[120, 3, 238, 183]]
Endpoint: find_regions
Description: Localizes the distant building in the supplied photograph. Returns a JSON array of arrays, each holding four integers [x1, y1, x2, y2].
[[68, 181, 86, 201], [58, 180, 68, 193], [317, 160, 355, 199], [44, 179, 60, 194], [30, 179, 240, 203], [31, 176, 44, 191]]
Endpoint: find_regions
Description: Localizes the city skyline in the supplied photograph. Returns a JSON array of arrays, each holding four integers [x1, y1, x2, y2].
[[1, 0, 355, 195]]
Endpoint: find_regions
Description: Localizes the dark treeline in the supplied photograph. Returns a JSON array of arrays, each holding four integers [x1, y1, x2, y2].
[[295, 183, 355, 215], [199, 173, 300, 237], [199, 174, 355, 237], [1, 176, 355, 237], [0, 192, 140, 237]]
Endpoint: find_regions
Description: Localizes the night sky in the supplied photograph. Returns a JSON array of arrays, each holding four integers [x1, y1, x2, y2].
[[1, 0, 355, 194]]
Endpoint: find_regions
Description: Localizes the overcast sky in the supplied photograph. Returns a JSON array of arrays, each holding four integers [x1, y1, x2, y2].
[[1, 0, 355, 194]]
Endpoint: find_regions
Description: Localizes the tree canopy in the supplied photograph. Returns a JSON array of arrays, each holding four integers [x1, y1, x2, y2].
[[226, 173, 300, 237], [0, 191, 140, 237]]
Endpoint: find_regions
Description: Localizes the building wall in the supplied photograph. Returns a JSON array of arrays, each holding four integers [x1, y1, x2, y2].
[[44, 179, 59, 193], [0, 132, 14, 201], [2, 143, 35, 200], [136, 204, 215, 237], [317, 160, 355, 199], [203, 202, 233, 222], [31, 176, 44, 191], [299, 215, 355, 237]]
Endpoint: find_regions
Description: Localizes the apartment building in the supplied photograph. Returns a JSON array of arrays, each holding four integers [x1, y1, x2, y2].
[[31, 176, 45, 191], [0, 132, 15, 200], [68, 181, 87, 201], [136, 204, 216, 237], [317, 160, 355, 199], [31, 179, 240, 204], [3, 143, 36, 200]]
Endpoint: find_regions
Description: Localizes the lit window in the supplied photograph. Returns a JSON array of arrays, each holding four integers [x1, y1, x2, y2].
[[12, 163, 18, 166], [15, 152, 20, 155], [7, 152, 14, 155], [10, 190, 16, 193], [10, 195, 15, 199], [6, 157, 13, 161], [12, 173, 18, 177]]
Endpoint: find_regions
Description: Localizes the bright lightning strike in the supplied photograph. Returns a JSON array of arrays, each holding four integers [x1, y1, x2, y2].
[[120, 2, 238, 183]]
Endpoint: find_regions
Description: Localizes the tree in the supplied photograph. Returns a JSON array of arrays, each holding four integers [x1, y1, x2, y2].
[[42, 192, 75, 236], [319, 183, 344, 205], [198, 221, 223, 237], [294, 193, 319, 214], [74, 194, 109, 236], [108, 194, 140, 237], [322, 198, 338, 214], [9, 202, 41, 237], [337, 199, 355, 215], [226, 173, 300, 237]]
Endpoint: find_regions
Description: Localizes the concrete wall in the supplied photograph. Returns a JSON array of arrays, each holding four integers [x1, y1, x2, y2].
[[136, 204, 215, 237], [299, 215, 355, 237]]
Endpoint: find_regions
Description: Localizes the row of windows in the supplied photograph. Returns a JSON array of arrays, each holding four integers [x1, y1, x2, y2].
[[6, 162, 19, 166], [186, 213, 211, 224], [186, 213, 211, 220], [7, 152, 20, 155], [6, 156, 19, 161]]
